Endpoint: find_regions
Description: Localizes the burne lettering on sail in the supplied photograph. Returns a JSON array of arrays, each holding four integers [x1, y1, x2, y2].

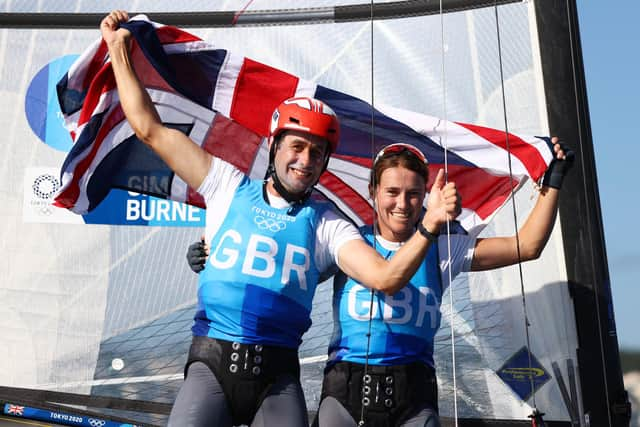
[[125, 196, 202, 222]]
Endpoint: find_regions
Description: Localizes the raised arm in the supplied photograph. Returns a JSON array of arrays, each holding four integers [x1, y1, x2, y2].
[[101, 10, 211, 190], [471, 138, 574, 271], [339, 169, 461, 295]]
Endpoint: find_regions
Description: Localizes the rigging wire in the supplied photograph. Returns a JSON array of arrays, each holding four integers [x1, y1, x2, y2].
[[358, 1, 376, 425], [492, 1, 541, 417], [437, 1, 459, 425]]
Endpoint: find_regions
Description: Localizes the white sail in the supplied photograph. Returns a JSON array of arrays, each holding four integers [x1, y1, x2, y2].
[[0, 1, 625, 426]]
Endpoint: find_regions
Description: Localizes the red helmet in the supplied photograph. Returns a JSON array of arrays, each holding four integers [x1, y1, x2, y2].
[[269, 97, 340, 154]]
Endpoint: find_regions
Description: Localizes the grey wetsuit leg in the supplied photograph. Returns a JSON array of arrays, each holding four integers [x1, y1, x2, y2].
[[316, 396, 356, 427], [167, 361, 232, 427], [251, 374, 308, 427], [316, 397, 440, 427], [401, 405, 441, 427]]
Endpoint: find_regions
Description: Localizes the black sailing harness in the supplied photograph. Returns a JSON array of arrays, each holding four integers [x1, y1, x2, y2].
[[185, 336, 300, 426], [321, 361, 438, 427]]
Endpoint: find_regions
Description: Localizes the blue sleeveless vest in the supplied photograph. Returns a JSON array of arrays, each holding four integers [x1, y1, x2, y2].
[[193, 177, 327, 349], [328, 226, 442, 367]]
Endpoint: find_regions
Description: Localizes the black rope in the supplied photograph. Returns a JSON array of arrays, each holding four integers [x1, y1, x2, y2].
[[492, 1, 541, 417]]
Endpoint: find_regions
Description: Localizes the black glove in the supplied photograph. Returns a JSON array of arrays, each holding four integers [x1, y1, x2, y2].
[[186, 240, 207, 273], [542, 142, 575, 189]]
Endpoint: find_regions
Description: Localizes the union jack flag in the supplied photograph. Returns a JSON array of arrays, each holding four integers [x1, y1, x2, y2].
[[54, 15, 553, 235], [6, 404, 24, 416]]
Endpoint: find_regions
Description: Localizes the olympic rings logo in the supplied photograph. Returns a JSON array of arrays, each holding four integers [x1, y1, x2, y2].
[[39, 206, 53, 216], [254, 216, 287, 232], [88, 419, 106, 427], [32, 174, 60, 200]]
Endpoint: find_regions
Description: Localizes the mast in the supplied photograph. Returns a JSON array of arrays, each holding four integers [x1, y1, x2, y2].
[[533, 0, 630, 425]]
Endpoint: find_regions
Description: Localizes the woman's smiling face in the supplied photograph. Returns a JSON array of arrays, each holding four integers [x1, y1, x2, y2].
[[373, 165, 427, 242]]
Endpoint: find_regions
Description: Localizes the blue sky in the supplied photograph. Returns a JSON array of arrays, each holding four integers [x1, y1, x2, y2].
[[578, 3, 640, 350]]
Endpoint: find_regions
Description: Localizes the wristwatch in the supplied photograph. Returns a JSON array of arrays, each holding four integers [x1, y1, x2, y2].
[[417, 222, 439, 241]]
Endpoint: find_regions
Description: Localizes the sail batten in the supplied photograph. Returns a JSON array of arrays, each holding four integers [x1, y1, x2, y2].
[[0, 1, 523, 28]]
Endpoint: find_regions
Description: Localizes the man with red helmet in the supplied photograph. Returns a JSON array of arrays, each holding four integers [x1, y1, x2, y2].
[[266, 97, 340, 204], [101, 11, 461, 427]]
